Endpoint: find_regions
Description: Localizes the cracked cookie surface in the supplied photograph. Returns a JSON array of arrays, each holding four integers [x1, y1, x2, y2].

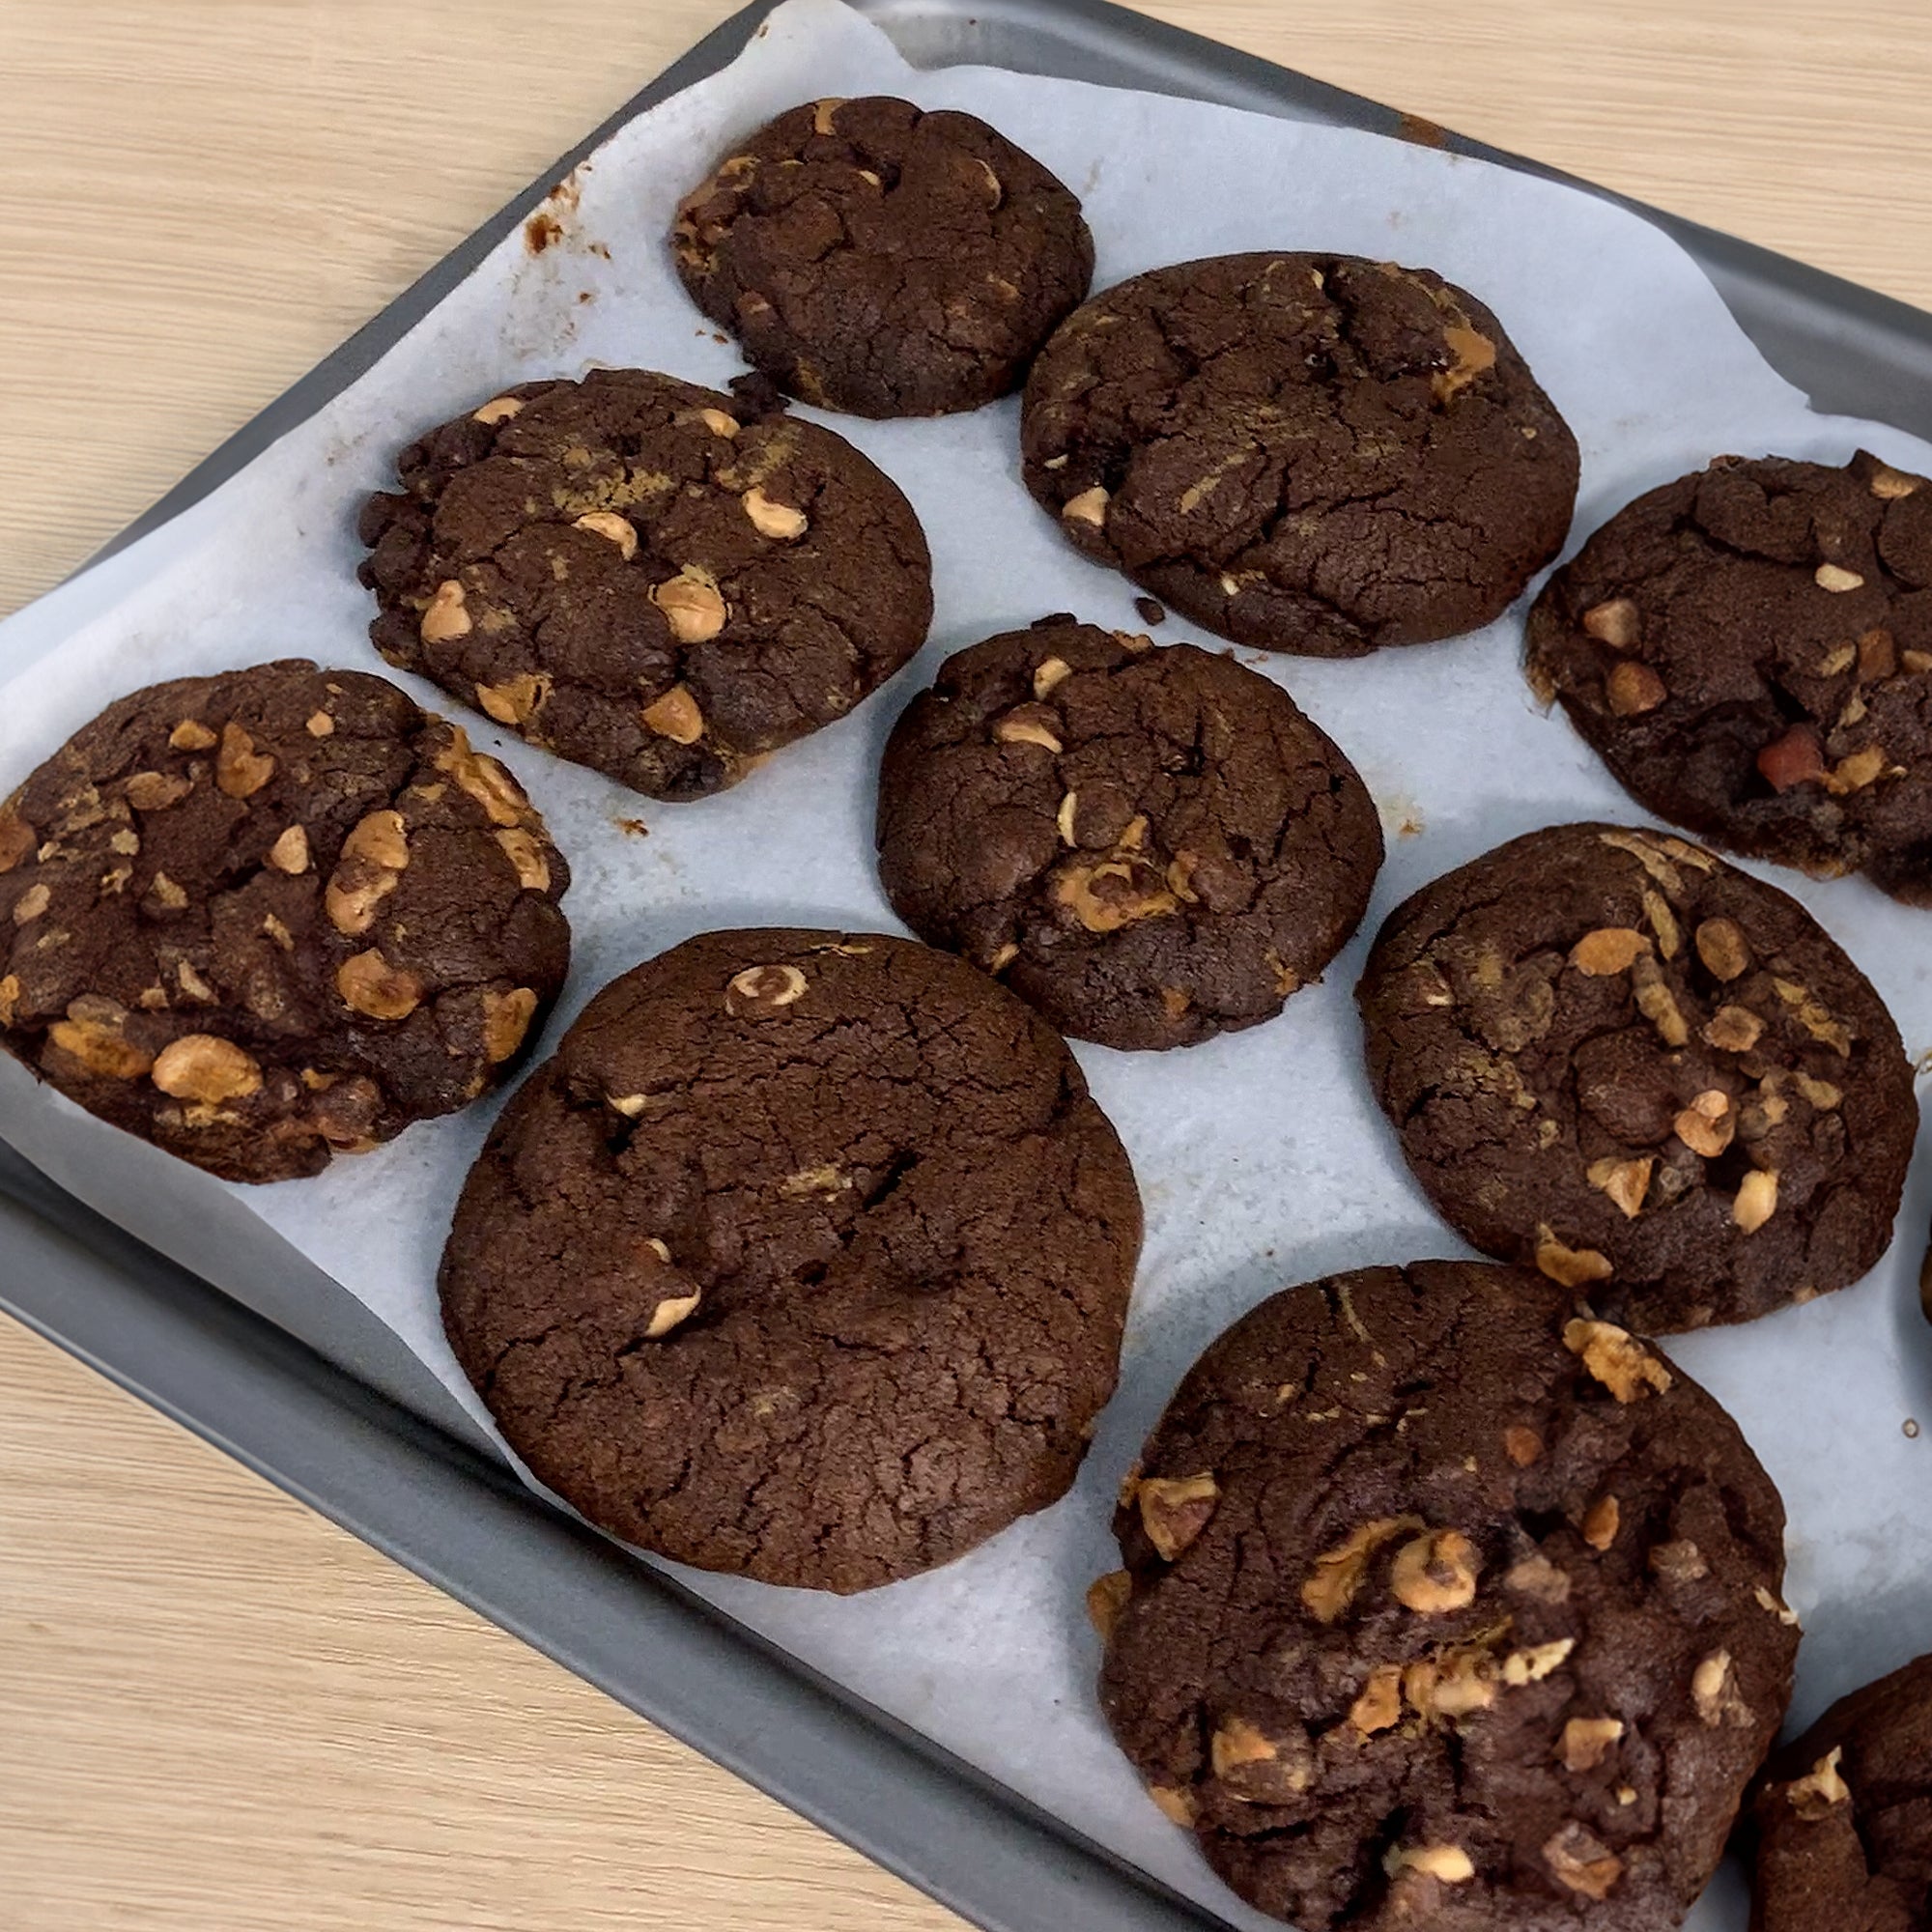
[[875, 617, 1382, 1049], [1749, 1650, 1932, 1932], [1020, 252, 1578, 655], [1356, 822, 1913, 1332], [0, 662, 571, 1182], [357, 367, 933, 800], [671, 96, 1093, 417], [1096, 1261, 1797, 1932], [1526, 452, 1932, 902], [440, 927, 1143, 1592]]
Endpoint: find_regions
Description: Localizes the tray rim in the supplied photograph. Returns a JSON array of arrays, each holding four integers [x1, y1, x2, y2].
[[6, 4, 1932, 1930]]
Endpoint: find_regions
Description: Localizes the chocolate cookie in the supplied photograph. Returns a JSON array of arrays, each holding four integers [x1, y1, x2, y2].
[[1021, 253, 1578, 655], [1095, 1261, 1799, 1932], [1357, 822, 1914, 1332], [357, 368, 933, 800], [1527, 453, 1932, 901], [440, 928, 1142, 1592], [0, 663, 570, 1183], [1749, 1652, 1932, 1932], [874, 618, 1382, 1050], [672, 96, 1093, 417]]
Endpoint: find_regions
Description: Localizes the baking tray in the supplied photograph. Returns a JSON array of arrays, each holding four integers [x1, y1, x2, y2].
[[4, 4, 1930, 1929]]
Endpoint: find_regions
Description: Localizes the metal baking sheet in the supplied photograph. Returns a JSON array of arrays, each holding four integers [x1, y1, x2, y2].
[[4, 4, 1930, 1929]]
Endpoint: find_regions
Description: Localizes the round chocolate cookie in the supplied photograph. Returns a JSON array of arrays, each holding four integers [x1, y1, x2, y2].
[[671, 96, 1094, 417], [440, 928, 1142, 1592], [1749, 1652, 1932, 1932], [0, 663, 570, 1183], [1526, 452, 1932, 902], [1357, 822, 1914, 1333], [874, 618, 1383, 1050], [1020, 253, 1579, 655], [357, 367, 933, 801], [1094, 1261, 1799, 1932]]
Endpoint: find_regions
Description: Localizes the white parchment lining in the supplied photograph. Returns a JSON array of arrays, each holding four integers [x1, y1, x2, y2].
[[4, 6, 1931, 1924]]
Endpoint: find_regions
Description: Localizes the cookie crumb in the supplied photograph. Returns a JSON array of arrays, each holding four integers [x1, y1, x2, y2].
[[1133, 596, 1167, 626], [1906, 1418, 1921, 1439], [614, 817, 650, 838]]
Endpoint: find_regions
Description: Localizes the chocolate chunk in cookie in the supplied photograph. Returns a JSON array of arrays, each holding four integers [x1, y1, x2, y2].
[[1021, 253, 1578, 655], [0, 663, 570, 1182], [875, 618, 1382, 1049], [1750, 1651, 1932, 1932], [1097, 1261, 1798, 1932], [440, 929, 1142, 1592], [1357, 822, 1914, 1332], [672, 97, 1093, 417], [1526, 452, 1932, 902], [357, 368, 932, 801]]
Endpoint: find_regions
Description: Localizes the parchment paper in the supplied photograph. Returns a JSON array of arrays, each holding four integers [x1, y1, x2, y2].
[[3, 4, 1930, 1922]]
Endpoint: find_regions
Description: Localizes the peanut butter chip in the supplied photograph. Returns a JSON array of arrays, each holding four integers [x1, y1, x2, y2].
[[168, 720, 217, 752], [1560, 1717, 1624, 1772], [1137, 1472, 1220, 1561], [476, 673, 551, 724], [650, 570, 726, 643], [125, 771, 192, 811], [420, 578, 472, 643], [573, 510, 639, 558], [1085, 1570, 1132, 1640], [214, 722, 275, 799], [1586, 1155, 1652, 1219], [1582, 598, 1641, 648], [1569, 926, 1649, 975], [47, 1015, 154, 1080], [151, 1035, 263, 1103], [1869, 462, 1921, 499], [1581, 1493, 1620, 1550], [12, 882, 51, 925], [481, 986, 538, 1063], [1503, 1637, 1575, 1686], [642, 685, 705, 745], [1733, 1168, 1778, 1233], [743, 487, 808, 540], [1147, 1785, 1196, 1828], [1300, 1514, 1424, 1622], [472, 394, 526, 424], [1544, 1823, 1622, 1900], [266, 824, 311, 874], [1605, 661, 1666, 715], [992, 705, 1063, 753], [336, 950, 424, 1020], [305, 710, 335, 738], [1033, 657, 1072, 699], [1815, 563, 1865, 593], [1062, 485, 1109, 528], [1349, 1664, 1404, 1734], [1391, 1529, 1481, 1612]]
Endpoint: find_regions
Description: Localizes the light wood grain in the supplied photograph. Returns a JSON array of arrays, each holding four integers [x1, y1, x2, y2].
[[1, 3, 1929, 1927]]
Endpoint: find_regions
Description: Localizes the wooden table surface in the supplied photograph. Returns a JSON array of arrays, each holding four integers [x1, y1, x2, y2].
[[2, 3, 1928, 1925]]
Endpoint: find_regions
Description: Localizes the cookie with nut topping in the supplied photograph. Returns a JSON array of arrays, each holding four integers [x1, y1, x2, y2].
[[1526, 452, 1932, 900], [1094, 1261, 1798, 1931], [0, 662, 570, 1183], [875, 617, 1382, 1049], [1748, 1650, 1932, 1931], [1357, 822, 1914, 1331], [440, 928, 1141, 1592], [1021, 253, 1579, 655], [671, 97, 1092, 416], [357, 367, 932, 800]]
